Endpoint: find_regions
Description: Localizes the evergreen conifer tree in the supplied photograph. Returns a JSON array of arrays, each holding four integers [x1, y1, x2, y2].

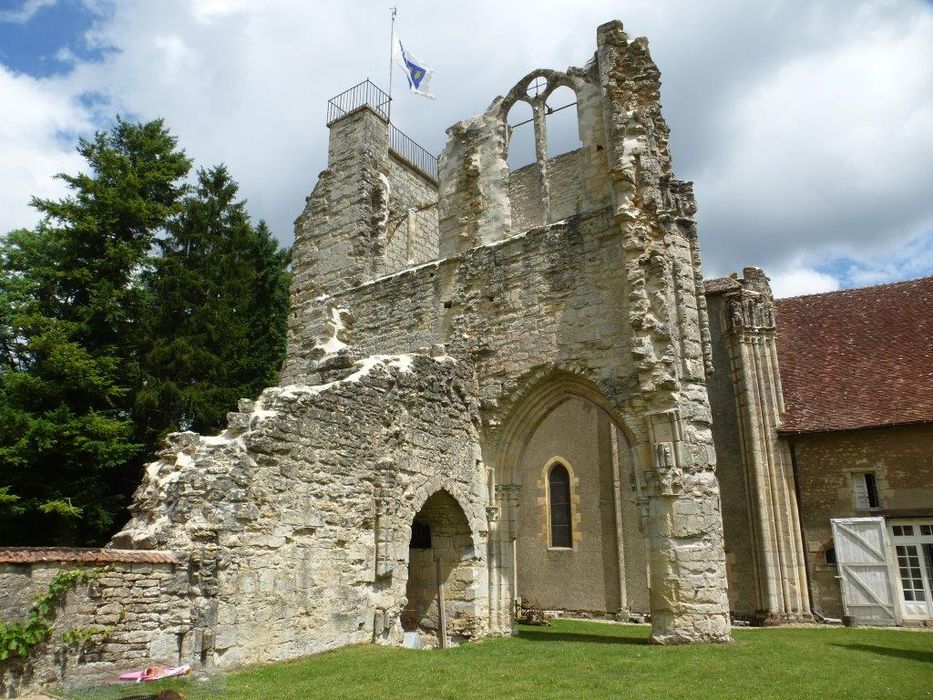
[[0, 119, 191, 545], [135, 165, 290, 450]]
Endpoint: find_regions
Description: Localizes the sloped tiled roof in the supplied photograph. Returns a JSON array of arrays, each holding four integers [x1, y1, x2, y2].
[[0, 548, 177, 565], [704, 276, 741, 294], [775, 276, 933, 433]]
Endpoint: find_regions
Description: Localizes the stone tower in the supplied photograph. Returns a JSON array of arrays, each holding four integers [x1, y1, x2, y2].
[[282, 19, 732, 644]]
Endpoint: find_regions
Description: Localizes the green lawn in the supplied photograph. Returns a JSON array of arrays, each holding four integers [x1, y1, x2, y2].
[[73, 621, 933, 699]]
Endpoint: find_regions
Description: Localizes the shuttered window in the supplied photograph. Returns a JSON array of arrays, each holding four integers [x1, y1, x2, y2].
[[852, 472, 881, 510], [549, 464, 572, 548]]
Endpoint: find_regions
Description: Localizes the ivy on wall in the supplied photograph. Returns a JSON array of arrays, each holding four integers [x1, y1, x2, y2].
[[0, 568, 107, 661]]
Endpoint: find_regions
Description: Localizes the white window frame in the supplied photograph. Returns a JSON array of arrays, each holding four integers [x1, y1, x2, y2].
[[887, 518, 933, 620]]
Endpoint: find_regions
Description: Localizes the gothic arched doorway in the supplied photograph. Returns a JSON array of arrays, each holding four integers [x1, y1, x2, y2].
[[402, 490, 478, 648]]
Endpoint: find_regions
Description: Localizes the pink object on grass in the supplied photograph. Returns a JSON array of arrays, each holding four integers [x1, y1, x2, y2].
[[119, 664, 191, 682]]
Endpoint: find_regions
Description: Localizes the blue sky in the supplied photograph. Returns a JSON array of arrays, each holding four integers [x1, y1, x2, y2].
[[0, 0, 110, 76], [0, 0, 931, 297]]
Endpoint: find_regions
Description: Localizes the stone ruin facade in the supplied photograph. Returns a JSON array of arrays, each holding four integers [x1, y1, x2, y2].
[[2, 20, 742, 695]]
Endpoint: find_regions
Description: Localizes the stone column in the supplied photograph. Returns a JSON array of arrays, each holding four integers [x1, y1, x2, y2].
[[723, 268, 811, 622], [488, 483, 520, 634], [594, 19, 732, 643], [641, 411, 732, 644]]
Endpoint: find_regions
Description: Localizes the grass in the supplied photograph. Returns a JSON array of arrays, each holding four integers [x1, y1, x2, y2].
[[71, 620, 933, 699]]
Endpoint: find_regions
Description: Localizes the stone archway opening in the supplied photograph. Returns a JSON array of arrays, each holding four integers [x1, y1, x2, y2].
[[512, 394, 648, 619], [401, 490, 477, 648]]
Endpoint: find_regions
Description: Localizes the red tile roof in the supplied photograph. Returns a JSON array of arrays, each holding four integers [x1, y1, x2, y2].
[[704, 276, 741, 294], [775, 276, 933, 433], [0, 548, 177, 565]]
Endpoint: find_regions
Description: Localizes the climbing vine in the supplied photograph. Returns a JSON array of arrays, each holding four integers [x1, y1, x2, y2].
[[0, 568, 104, 661]]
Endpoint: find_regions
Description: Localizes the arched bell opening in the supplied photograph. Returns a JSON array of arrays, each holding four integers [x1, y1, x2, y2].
[[401, 490, 478, 648]]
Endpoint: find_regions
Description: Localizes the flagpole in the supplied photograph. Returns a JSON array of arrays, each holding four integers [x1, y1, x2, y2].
[[388, 6, 397, 123]]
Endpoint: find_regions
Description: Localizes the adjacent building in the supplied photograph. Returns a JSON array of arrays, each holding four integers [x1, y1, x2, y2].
[[707, 271, 933, 625]]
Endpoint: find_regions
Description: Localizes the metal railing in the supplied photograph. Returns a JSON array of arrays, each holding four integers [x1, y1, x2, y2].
[[326, 80, 438, 181], [326, 79, 391, 124], [389, 123, 438, 181]]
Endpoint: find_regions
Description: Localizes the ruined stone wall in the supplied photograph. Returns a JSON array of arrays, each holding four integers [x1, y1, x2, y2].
[[546, 148, 596, 223], [111, 354, 488, 669], [284, 107, 439, 380], [322, 210, 628, 385], [789, 423, 933, 618], [282, 19, 731, 644], [507, 160, 544, 233], [508, 149, 594, 233], [0, 557, 187, 697], [382, 153, 438, 275]]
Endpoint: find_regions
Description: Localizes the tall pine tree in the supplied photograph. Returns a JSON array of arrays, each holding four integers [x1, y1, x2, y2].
[[135, 165, 290, 451], [0, 119, 191, 545]]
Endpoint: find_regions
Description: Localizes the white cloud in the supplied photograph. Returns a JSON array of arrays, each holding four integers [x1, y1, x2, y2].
[[0, 0, 931, 294], [695, 1, 933, 278], [0, 0, 55, 24], [836, 229, 933, 288], [769, 265, 841, 299], [0, 65, 90, 230]]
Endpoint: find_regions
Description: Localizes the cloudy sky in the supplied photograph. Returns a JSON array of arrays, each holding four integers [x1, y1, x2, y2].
[[1, 0, 931, 297]]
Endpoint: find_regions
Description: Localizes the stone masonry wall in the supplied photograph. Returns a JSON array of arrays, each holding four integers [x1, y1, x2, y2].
[[509, 148, 591, 233], [112, 353, 488, 669], [284, 107, 440, 381], [790, 423, 933, 618], [0, 557, 187, 697], [382, 152, 438, 275], [283, 20, 731, 644]]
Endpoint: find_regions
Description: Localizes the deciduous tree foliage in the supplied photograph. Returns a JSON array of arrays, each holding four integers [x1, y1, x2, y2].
[[0, 120, 291, 546]]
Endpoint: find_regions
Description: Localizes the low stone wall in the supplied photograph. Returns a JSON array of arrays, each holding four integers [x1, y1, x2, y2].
[[509, 148, 596, 232], [0, 550, 185, 698], [382, 151, 438, 275]]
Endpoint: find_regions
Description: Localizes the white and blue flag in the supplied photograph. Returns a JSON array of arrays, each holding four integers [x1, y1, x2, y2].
[[393, 36, 435, 99]]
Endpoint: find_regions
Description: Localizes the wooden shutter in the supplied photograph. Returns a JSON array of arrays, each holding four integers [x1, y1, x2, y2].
[[831, 517, 900, 625]]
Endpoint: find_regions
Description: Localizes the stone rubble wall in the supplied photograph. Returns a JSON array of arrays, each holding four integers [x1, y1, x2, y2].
[[0, 560, 187, 698], [2, 355, 489, 694], [112, 353, 488, 669]]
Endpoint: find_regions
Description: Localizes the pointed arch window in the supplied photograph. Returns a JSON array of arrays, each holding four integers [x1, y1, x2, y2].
[[549, 463, 573, 548]]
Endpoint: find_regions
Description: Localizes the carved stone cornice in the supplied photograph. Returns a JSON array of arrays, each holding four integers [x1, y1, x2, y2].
[[724, 267, 776, 338]]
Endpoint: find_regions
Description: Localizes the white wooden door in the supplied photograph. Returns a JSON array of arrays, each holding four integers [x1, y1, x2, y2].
[[831, 517, 900, 625]]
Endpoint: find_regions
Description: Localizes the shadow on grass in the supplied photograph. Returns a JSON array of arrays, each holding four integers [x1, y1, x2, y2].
[[832, 643, 933, 664], [517, 629, 648, 646]]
